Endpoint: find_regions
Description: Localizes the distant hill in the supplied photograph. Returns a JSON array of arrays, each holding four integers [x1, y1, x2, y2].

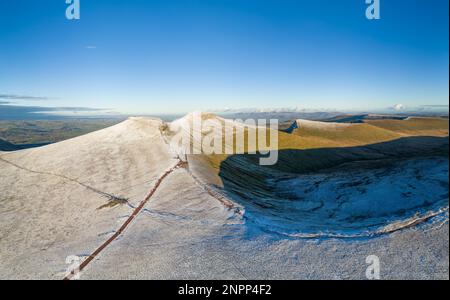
[[322, 114, 411, 123], [287, 119, 401, 146], [219, 111, 344, 123]]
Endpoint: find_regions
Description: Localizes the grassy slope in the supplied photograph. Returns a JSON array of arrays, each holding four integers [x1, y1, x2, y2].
[[290, 123, 401, 146], [203, 117, 449, 174], [365, 117, 449, 136]]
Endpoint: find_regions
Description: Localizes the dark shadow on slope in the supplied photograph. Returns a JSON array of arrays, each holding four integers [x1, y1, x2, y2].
[[218, 136, 449, 237], [0, 138, 50, 151]]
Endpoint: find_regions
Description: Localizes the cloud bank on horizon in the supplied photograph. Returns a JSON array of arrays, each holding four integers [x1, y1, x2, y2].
[[0, 94, 56, 101]]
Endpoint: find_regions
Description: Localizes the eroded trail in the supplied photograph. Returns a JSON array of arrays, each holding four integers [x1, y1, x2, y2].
[[64, 160, 186, 280]]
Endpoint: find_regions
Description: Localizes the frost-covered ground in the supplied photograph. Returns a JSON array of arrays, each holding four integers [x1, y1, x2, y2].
[[238, 157, 449, 237]]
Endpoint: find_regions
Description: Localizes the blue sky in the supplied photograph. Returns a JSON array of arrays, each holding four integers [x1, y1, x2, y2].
[[0, 0, 448, 115]]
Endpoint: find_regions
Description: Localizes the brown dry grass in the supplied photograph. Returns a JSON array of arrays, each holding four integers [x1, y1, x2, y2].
[[203, 117, 449, 173]]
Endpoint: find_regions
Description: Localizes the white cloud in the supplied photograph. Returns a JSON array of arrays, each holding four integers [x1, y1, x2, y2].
[[391, 104, 406, 111], [210, 106, 338, 114]]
